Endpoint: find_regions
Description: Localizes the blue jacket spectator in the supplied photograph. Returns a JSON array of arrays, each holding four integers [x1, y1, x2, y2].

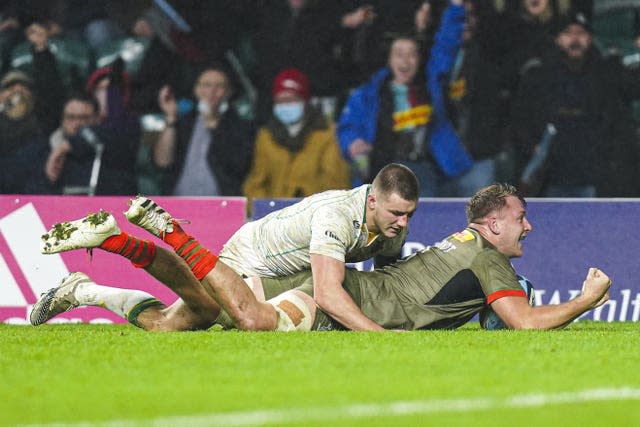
[[337, 1, 472, 193]]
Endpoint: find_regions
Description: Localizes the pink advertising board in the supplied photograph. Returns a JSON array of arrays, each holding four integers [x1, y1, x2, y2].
[[0, 195, 246, 324]]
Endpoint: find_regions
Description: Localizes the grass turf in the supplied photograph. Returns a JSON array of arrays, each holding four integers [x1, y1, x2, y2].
[[1, 322, 638, 426]]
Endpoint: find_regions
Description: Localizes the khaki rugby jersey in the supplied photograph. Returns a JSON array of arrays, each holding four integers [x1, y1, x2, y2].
[[336, 227, 527, 330]]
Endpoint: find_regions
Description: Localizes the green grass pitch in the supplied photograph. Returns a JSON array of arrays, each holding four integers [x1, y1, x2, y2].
[[2, 322, 639, 426]]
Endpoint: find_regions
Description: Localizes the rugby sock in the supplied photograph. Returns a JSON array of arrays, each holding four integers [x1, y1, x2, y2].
[[163, 221, 219, 280], [73, 279, 164, 321], [99, 232, 157, 268]]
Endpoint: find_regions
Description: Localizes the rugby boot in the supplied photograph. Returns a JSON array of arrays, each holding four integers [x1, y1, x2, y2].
[[41, 210, 120, 254], [29, 272, 92, 325]]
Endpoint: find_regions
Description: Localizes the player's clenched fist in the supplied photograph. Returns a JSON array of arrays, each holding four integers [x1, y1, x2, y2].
[[581, 267, 612, 308]]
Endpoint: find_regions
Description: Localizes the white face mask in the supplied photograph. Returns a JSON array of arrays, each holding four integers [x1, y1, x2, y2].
[[197, 99, 211, 116], [273, 102, 305, 125], [198, 99, 229, 116]]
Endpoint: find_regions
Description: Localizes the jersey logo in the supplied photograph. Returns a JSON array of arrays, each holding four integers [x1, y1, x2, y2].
[[452, 230, 475, 242], [353, 220, 360, 230], [325, 230, 346, 246]]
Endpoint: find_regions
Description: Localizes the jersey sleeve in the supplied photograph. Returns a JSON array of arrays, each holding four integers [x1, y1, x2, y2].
[[471, 250, 527, 303], [308, 206, 355, 262]]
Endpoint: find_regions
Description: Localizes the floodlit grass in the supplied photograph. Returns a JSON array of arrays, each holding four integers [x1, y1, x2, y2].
[[2, 322, 639, 426]]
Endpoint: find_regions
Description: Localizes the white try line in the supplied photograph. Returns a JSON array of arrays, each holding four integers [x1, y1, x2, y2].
[[24, 387, 640, 427]]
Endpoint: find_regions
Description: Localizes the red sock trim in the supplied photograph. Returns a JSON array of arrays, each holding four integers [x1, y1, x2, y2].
[[100, 232, 129, 253], [163, 221, 191, 250], [177, 241, 199, 259], [99, 232, 156, 268], [191, 252, 218, 280], [131, 241, 156, 269]]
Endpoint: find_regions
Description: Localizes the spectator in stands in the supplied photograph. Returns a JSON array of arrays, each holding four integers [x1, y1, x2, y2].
[[595, 34, 640, 197], [337, 1, 473, 195], [128, 7, 187, 115], [0, 69, 49, 193], [243, 68, 350, 202], [348, 0, 439, 80], [427, 0, 508, 196], [22, 21, 66, 135], [154, 63, 255, 196], [499, 0, 565, 116], [509, 12, 614, 197], [46, 61, 139, 195], [43, 92, 98, 192], [246, 0, 383, 122]]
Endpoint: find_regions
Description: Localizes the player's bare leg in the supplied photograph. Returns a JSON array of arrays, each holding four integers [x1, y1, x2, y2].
[[38, 210, 222, 330], [135, 247, 222, 330], [126, 196, 278, 331], [200, 262, 277, 331]]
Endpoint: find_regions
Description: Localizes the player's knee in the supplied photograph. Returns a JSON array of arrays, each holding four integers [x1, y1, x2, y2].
[[267, 291, 314, 332]]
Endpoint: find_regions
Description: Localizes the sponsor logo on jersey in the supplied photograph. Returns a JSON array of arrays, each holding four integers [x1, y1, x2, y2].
[[452, 230, 475, 242], [434, 239, 456, 253], [325, 230, 346, 246]]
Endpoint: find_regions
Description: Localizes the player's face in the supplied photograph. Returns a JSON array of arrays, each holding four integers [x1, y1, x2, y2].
[[494, 196, 532, 258], [369, 192, 417, 237]]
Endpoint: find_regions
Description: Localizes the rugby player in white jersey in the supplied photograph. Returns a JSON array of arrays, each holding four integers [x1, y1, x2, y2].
[[33, 163, 419, 331]]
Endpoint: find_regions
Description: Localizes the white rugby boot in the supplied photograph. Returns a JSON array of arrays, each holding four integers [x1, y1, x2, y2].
[[29, 272, 92, 325], [125, 196, 187, 239], [40, 210, 120, 254]]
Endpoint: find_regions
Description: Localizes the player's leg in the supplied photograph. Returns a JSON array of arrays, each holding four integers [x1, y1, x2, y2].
[[30, 271, 164, 327], [30, 249, 222, 330], [39, 211, 221, 330], [126, 196, 278, 331], [252, 272, 318, 331], [30, 271, 219, 331]]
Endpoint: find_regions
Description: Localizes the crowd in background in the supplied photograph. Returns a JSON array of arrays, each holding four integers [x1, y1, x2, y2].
[[1, 0, 639, 207]]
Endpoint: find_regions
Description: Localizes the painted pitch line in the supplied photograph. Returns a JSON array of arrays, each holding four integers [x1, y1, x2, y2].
[[24, 387, 640, 427]]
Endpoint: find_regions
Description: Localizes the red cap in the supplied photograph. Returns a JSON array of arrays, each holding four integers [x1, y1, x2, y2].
[[272, 68, 309, 100], [86, 66, 131, 107]]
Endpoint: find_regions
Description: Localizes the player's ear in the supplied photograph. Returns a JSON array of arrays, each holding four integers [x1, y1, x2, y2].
[[367, 193, 376, 209], [488, 217, 499, 234]]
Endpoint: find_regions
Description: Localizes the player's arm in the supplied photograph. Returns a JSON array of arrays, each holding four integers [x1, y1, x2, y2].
[[491, 268, 612, 330], [311, 253, 385, 331]]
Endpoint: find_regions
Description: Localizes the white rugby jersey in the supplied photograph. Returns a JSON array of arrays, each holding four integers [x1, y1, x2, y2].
[[219, 185, 408, 277]]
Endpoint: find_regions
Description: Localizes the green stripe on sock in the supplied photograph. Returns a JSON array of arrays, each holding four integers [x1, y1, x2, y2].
[[187, 251, 206, 269], [126, 298, 164, 327]]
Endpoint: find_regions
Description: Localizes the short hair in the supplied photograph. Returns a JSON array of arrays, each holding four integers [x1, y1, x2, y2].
[[386, 34, 421, 60], [465, 183, 526, 223], [194, 61, 235, 94], [64, 91, 99, 115], [371, 163, 419, 202]]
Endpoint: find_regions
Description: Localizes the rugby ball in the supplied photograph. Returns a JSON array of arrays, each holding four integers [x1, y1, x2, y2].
[[479, 275, 535, 330]]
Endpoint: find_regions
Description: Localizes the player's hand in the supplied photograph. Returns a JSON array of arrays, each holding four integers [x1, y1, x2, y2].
[[581, 267, 612, 307]]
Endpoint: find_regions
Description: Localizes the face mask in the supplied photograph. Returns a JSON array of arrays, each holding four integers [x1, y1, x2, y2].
[[197, 100, 211, 116], [273, 102, 305, 125]]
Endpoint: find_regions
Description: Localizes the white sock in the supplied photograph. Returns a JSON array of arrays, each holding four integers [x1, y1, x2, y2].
[[74, 280, 159, 319]]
